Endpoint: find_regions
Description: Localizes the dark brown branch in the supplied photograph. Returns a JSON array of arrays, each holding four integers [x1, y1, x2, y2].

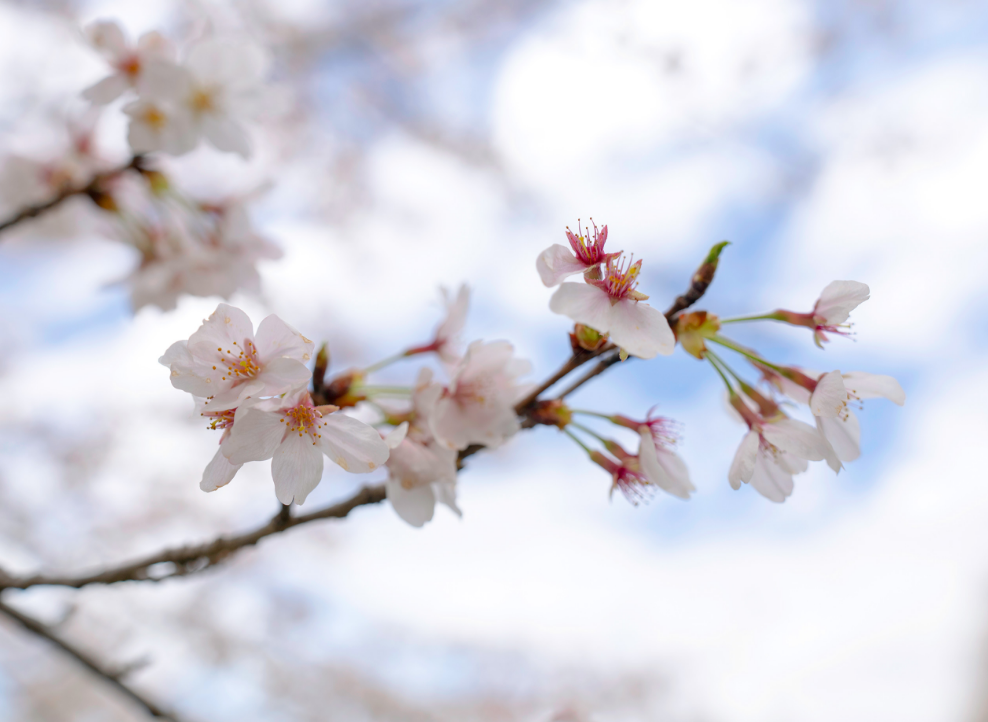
[[0, 484, 384, 591], [0, 599, 182, 720], [0, 156, 144, 236]]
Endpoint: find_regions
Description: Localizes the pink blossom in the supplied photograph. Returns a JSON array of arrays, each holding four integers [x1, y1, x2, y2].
[[430, 340, 532, 450], [774, 280, 870, 348], [159, 303, 313, 412], [221, 389, 390, 505], [82, 20, 175, 105], [549, 254, 675, 359], [536, 221, 620, 287]]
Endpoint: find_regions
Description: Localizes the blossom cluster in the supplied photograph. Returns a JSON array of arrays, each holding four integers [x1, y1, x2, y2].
[[160, 287, 533, 525], [160, 221, 905, 523], [0, 20, 285, 312]]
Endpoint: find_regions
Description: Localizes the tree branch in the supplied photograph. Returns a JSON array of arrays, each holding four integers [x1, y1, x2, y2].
[[0, 484, 385, 591], [0, 156, 143, 236], [0, 598, 183, 720]]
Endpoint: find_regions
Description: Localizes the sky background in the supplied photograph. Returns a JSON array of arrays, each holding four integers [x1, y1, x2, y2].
[[0, 0, 986, 720]]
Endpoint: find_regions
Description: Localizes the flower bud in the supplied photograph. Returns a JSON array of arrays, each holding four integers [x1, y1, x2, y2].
[[528, 399, 573, 428], [570, 323, 608, 352], [673, 311, 721, 359]]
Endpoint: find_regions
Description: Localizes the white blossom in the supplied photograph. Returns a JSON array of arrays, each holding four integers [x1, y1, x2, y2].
[[82, 20, 174, 104]]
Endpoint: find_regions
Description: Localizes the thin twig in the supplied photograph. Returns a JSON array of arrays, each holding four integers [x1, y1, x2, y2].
[[0, 156, 143, 236], [0, 485, 384, 591], [0, 599, 182, 720]]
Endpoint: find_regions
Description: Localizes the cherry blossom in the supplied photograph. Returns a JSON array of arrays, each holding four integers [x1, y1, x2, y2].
[[403, 285, 470, 363], [137, 38, 271, 158], [159, 303, 313, 411], [589, 449, 653, 504], [549, 254, 675, 359], [198, 406, 243, 493], [221, 388, 390, 505], [122, 99, 196, 156], [607, 411, 694, 499], [537, 221, 620, 287], [382, 370, 460, 527], [82, 20, 174, 104], [773, 280, 870, 348], [726, 391, 839, 502], [430, 340, 532, 450]]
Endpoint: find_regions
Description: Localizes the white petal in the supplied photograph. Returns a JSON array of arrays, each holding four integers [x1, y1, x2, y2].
[[841, 371, 906, 406], [748, 452, 794, 503], [202, 115, 252, 159], [817, 412, 861, 463], [136, 59, 192, 102], [317, 413, 391, 473], [186, 303, 255, 360], [761, 418, 830, 462], [536, 244, 590, 287], [82, 74, 130, 104], [433, 481, 462, 516], [255, 356, 312, 395], [384, 422, 409, 450], [200, 447, 242, 492], [639, 430, 693, 499], [159, 340, 191, 367], [386, 477, 436, 527], [272, 433, 324, 505], [728, 431, 759, 489], [606, 300, 675, 359], [813, 280, 870, 324], [136, 31, 174, 60], [85, 20, 127, 58], [809, 370, 848, 419], [254, 314, 314, 364], [224, 409, 286, 464], [186, 38, 269, 87], [548, 283, 612, 334]]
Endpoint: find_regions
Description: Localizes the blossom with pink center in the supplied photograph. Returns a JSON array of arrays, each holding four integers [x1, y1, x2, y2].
[[430, 340, 532, 451], [610, 411, 693, 499], [536, 221, 621, 287], [549, 254, 675, 359], [159, 303, 313, 411], [773, 280, 870, 348], [760, 365, 905, 466], [220, 388, 390, 505], [726, 391, 839, 502], [82, 21, 175, 104], [382, 369, 461, 526]]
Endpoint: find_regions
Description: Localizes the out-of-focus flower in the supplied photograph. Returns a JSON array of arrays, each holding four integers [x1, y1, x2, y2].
[[537, 222, 620, 287], [549, 254, 674, 359], [82, 20, 174, 104], [220, 389, 390, 504], [137, 38, 271, 158], [430, 340, 531, 450], [673, 310, 721, 359], [158, 303, 312, 411], [122, 99, 196, 155], [404, 285, 470, 362], [610, 411, 694, 500], [383, 369, 460, 527], [774, 280, 870, 348], [121, 198, 281, 311], [727, 390, 838, 502]]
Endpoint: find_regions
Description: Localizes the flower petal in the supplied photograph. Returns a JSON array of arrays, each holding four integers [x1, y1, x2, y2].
[[817, 412, 861, 463], [809, 370, 848, 419], [224, 408, 286, 464], [748, 452, 794, 503], [813, 280, 870, 324], [385, 477, 436, 528], [317, 413, 391, 473], [761, 418, 831, 462], [384, 422, 409, 450], [606, 300, 675, 359], [841, 371, 906, 406], [536, 244, 589, 287], [639, 430, 693, 499], [82, 73, 130, 104], [202, 115, 252, 159], [272, 432, 324, 505], [548, 283, 612, 334], [255, 356, 312, 395], [254, 314, 314, 364], [200, 447, 243, 492], [728, 430, 759, 489]]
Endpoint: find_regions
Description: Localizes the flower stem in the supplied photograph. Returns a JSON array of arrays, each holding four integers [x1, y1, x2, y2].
[[570, 409, 614, 421], [363, 351, 411, 374], [708, 335, 786, 372], [569, 421, 609, 444], [705, 349, 745, 386], [718, 312, 783, 324], [354, 385, 413, 397], [705, 353, 734, 393], [562, 427, 594, 455]]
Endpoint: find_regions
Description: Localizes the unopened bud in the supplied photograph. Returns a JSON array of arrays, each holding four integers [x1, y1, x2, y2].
[[529, 399, 573, 428], [87, 189, 119, 213], [673, 311, 721, 359], [570, 323, 607, 352], [323, 370, 366, 408]]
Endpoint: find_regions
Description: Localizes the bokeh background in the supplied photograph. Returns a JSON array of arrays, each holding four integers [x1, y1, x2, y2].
[[0, 0, 986, 720]]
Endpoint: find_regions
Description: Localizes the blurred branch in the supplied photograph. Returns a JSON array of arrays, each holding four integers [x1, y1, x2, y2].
[[0, 155, 143, 236], [0, 599, 182, 720], [0, 484, 385, 591]]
